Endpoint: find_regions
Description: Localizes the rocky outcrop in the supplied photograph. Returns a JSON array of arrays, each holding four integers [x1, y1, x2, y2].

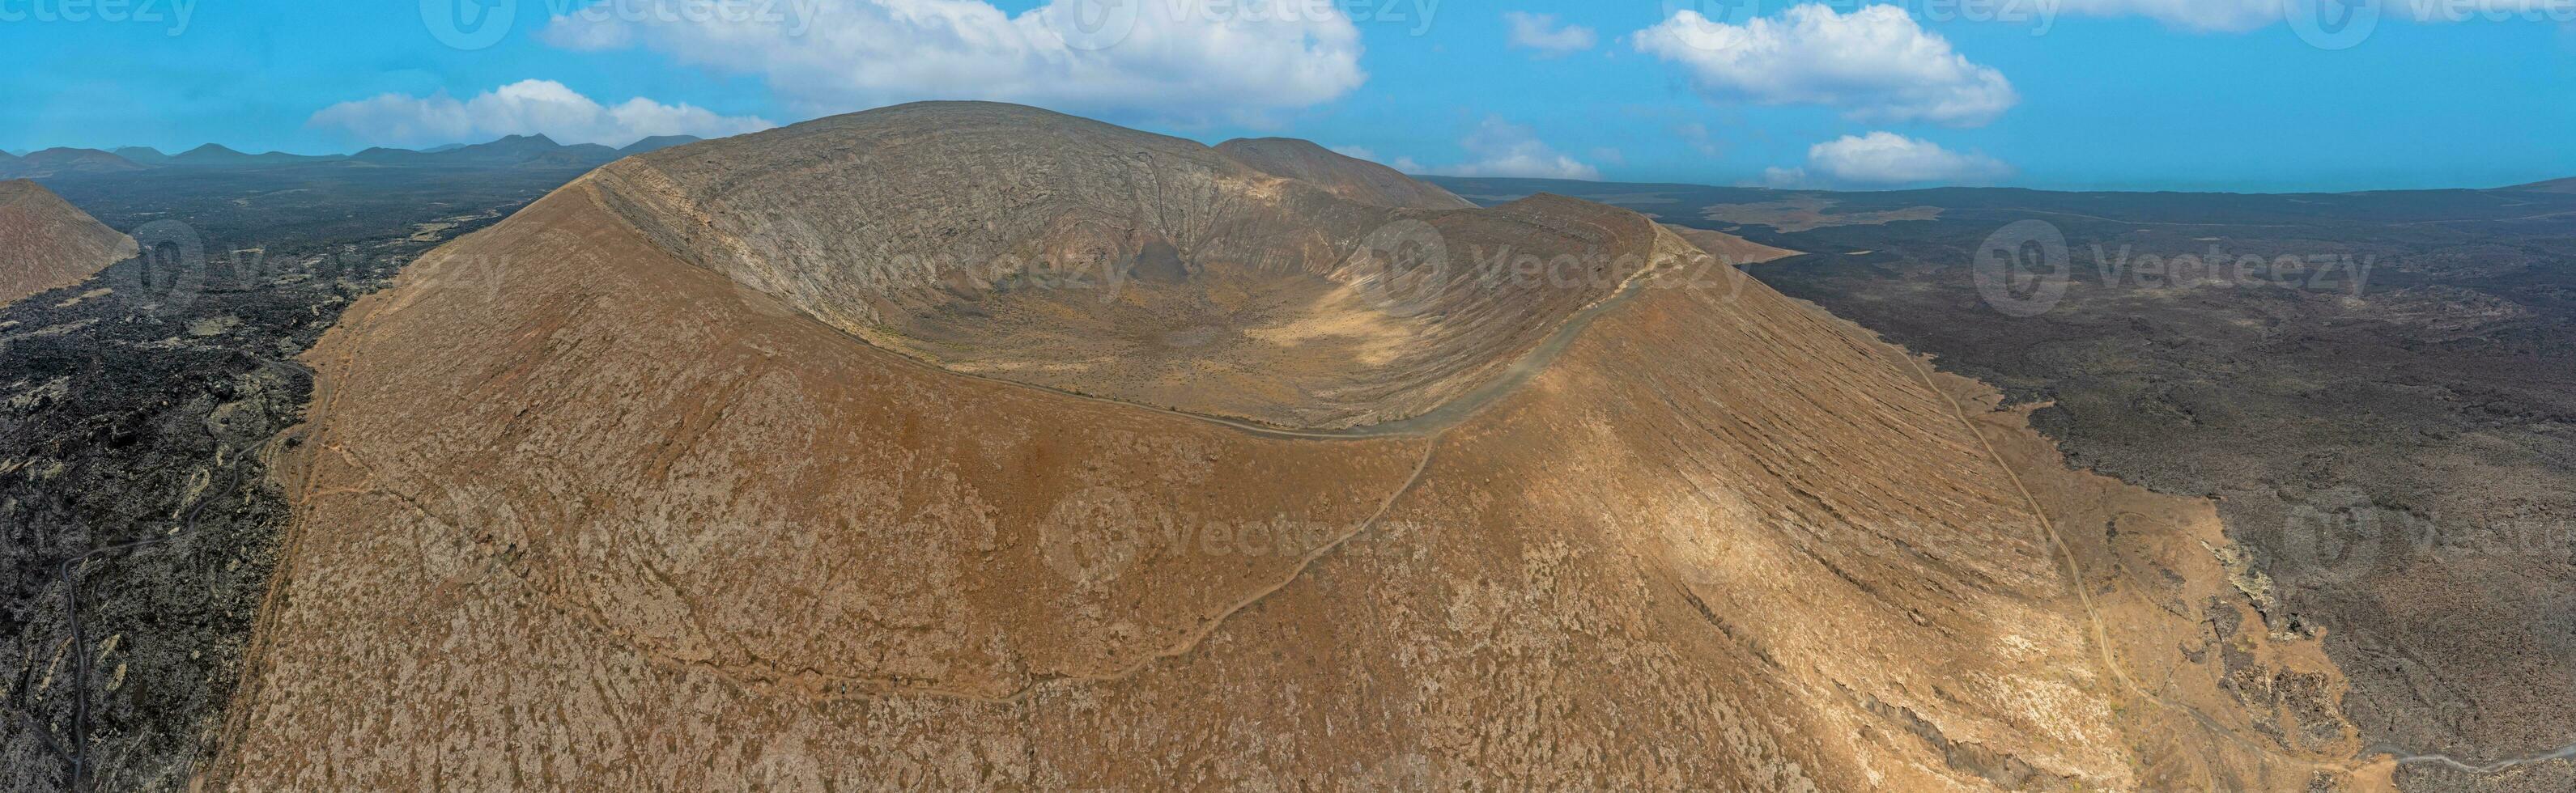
[[206, 103, 2380, 791], [0, 180, 135, 307]]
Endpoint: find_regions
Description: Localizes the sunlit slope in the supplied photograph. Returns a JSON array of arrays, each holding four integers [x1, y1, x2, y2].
[[208, 104, 2378, 791], [0, 180, 134, 307]]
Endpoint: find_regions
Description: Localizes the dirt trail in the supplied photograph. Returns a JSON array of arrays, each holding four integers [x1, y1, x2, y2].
[[1897, 351, 2365, 779]]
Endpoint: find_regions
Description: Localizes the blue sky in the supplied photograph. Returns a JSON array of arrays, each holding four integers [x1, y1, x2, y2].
[[2, 0, 2570, 192]]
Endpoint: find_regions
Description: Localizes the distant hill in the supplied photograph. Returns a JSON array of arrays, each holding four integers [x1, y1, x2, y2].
[[6, 132, 719, 176], [0, 147, 147, 177], [354, 134, 620, 168], [169, 143, 337, 167], [616, 134, 701, 155], [113, 146, 172, 165]]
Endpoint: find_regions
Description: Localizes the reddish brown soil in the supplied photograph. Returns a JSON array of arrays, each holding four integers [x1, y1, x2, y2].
[[204, 104, 2384, 791]]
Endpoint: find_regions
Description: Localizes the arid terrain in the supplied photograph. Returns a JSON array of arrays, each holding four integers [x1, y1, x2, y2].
[[2, 159, 605, 791], [4, 104, 2569, 791], [1429, 176, 2576, 791], [185, 102, 2389, 790]]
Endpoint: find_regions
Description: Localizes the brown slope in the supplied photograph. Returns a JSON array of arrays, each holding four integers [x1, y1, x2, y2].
[[209, 105, 2381, 791], [0, 179, 136, 307], [1214, 137, 1474, 210]]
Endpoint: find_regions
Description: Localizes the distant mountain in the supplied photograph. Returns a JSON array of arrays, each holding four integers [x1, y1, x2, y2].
[[6, 134, 635, 176], [617, 134, 700, 155], [452, 134, 570, 163], [355, 134, 618, 168], [2501, 176, 2576, 193], [113, 146, 172, 165], [169, 143, 337, 167], [0, 147, 147, 177]]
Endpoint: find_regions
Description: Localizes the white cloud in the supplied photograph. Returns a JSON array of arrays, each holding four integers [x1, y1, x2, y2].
[[1790, 131, 2012, 185], [308, 79, 774, 148], [1633, 4, 2017, 127], [1503, 11, 1596, 56], [1422, 117, 1600, 180], [541, 0, 1366, 123]]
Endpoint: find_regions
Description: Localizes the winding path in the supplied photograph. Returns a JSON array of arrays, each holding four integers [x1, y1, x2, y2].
[[30, 354, 309, 791]]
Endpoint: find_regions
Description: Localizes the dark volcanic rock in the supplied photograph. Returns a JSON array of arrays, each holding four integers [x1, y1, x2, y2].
[[0, 163, 587, 792]]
